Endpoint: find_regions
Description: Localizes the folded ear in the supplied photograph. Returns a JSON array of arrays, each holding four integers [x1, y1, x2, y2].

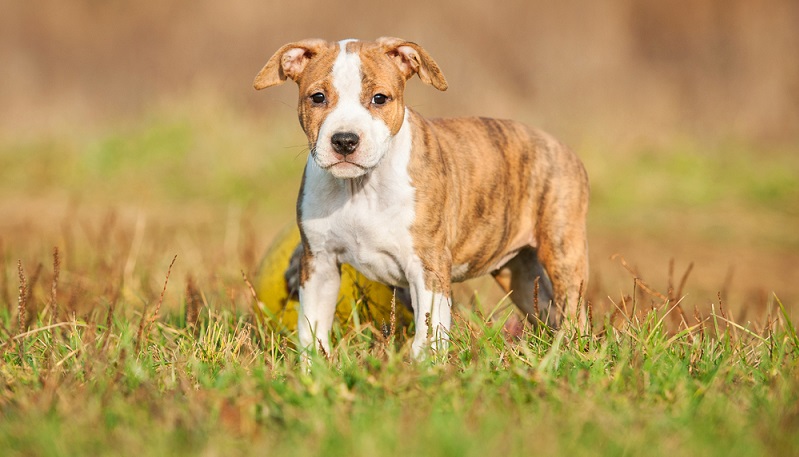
[[377, 37, 448, 91], [254, 39, 328, 90]]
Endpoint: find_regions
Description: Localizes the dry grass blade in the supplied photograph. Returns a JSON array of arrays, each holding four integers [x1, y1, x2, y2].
[[389, 288, 397, 340], [317, 338, 329, 359], [0, 239, 9, 309], [16, 260, 28, 361], [105, 279, 121, 333], [425, 312, 432, 339], [48, 247, 61, 324], [694, 306, 705, 340], [17, 260, 27, 333], [633, 273, 668, 303], [675, 262, 694, 302], [533, 276, 540, 321], [148, 255, 178, 327], [241, 270, 258, 301], [136, 255, 177, 352], [612, 254, 668, 302], [185, 275, 202, 329], [711, 314, 769, 343], [13, 322, 90, 341]]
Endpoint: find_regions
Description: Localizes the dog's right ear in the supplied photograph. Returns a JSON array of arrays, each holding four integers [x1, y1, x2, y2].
[[254, 39, 328, 90], [377, 37, 448, 91]]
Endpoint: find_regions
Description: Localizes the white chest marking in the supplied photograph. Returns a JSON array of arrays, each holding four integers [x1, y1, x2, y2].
[[301, 110, 416, 287]]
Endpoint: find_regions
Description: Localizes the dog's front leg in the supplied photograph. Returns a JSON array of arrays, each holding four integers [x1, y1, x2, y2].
[[297, 252, 340, 357], [408, 271, 452, 360]]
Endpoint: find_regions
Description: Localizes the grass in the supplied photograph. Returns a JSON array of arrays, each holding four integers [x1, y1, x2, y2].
[[1, 101, 798, 455], [584, 137, 799, 249], [0, 101, 307, 212], [1, 258, 797, 456]]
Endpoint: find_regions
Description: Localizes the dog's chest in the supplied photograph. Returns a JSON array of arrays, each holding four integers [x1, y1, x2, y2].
[[300, 160, 417, 287]]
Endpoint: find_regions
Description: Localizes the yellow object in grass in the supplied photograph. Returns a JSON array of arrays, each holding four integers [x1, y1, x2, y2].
[[253, 225, 413, 332]]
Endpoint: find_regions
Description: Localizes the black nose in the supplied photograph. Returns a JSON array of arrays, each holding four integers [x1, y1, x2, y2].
[[331, 132, 360, 155]]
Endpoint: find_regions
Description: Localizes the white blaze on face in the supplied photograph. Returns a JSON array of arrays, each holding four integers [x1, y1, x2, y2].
[[314, 40, 393, 179]]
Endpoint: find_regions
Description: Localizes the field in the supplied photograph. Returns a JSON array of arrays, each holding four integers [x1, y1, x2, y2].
[[1, 102, 797, 456], [3, 1, 799, 455]]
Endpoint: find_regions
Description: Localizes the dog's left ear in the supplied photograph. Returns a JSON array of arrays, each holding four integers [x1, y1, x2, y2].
[[254, 38, 329, 90], [377, 37, 448, 91]]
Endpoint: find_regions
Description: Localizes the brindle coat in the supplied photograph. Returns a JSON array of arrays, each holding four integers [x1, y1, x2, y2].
[[407, 112, 589, 326]]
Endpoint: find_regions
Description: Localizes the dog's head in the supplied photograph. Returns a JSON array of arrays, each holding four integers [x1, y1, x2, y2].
[[254, 38, 447, 179]]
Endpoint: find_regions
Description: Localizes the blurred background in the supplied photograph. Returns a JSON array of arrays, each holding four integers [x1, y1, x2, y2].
[[1, 0, 797, 320]]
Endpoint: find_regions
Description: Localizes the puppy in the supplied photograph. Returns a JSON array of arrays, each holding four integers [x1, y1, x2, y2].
[[254, 37, 589, 357]]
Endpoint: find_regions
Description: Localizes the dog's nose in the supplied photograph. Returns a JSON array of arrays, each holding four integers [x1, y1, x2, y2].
[[331, 132, 360, 155]]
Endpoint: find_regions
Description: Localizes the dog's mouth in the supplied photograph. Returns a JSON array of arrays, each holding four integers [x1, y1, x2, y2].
[[316, 157, 373, 179], [323, 160, 369, 171]]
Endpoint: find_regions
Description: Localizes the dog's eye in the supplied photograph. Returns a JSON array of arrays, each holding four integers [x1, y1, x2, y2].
[[310, 92, 326, 104], [372, 93, 389, 105]]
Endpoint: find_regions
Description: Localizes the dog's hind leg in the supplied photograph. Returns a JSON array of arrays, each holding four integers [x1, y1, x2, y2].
[[537, 238, 588, 330], [536, 198, 589, 329], [492, 247, 556, 327]]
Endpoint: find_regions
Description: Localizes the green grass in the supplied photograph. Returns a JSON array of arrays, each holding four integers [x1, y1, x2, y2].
[[584, 138, 799, 249], [0, 103, 308, 212], [588, 141, 799, 211], [1, 257, 797, 456]]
